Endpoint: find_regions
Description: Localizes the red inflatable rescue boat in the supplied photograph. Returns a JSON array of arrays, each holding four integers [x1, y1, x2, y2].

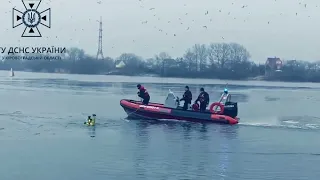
[[120, 90, 239, 125]]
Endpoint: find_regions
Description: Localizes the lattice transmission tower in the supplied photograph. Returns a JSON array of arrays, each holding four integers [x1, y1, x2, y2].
[[96, 16, 104, 60]]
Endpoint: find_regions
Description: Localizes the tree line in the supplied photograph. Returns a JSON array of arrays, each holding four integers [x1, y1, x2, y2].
[[0, 43, 319, 82]]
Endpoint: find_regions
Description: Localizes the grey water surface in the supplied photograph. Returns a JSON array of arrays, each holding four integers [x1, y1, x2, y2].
[[0, 71, 319, 180]]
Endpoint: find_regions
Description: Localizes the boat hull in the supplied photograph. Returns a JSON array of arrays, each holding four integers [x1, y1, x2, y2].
[[120, 99, 239, 125]]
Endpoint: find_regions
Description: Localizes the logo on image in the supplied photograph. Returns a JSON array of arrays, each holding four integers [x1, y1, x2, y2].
[[12, 0, 51, 37]]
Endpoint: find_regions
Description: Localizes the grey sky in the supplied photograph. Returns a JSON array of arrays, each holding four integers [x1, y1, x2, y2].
[[1, 0, 319, 62]]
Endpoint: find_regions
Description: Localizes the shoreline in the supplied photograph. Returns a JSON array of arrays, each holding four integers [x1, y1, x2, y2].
[[7, 70, 320, 87]]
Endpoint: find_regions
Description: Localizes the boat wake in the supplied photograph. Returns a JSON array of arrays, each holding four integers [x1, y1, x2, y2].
[[239, 115, 320, 130]]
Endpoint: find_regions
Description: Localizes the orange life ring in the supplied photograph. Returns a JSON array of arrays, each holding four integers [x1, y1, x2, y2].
[[210, 102, 224, 114]]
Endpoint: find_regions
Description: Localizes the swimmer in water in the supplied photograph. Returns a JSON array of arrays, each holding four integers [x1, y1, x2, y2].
[[84, 116, 93, 125], [84, 115, 96, 126]]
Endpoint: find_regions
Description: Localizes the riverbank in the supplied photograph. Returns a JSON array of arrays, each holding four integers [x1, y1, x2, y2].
[[8, 69, 320, 84], [7, 71, 319, 90]]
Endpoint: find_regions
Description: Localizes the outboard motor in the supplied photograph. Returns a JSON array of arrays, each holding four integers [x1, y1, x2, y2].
[[164, 90, 179, 108], [217, 87, 238, 118], [223, 102, 238, 118]]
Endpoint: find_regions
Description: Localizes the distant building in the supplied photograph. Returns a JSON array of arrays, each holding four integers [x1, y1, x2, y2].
[[115, 60, 126, 68], [265, 57, 282, 76]]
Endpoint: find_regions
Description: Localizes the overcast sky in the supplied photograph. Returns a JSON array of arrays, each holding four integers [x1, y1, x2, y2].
[[0, 0, 319, 62]]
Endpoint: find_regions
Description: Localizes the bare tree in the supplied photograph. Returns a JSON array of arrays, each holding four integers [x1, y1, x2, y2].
[[175, 57, 187, 70], [183, 49, 197, 72], [117, 53, 142, 70], [145, 58, 156, 69], [67, 48, 85, 61], [191, 44, 207, 71], [154, 52, 172, 76], [155, 52, 171, 67], [157, 52, 171, 60], [229, 43, 251, 63], [207, 43, 231, 68], [224, 43, 251, 73]]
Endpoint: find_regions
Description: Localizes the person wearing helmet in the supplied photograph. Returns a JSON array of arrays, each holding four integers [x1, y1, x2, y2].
[[137, 84, 150, 105], [195, 87, 210, 112], [180, 85, 192, 110], [218, 88, 230, 104], [224, 88, 228, 94]]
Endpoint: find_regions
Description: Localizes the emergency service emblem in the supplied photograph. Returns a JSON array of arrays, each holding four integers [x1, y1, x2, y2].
[[12, 0, 51, 37]]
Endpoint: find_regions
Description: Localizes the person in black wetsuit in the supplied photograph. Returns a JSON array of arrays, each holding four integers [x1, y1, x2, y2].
[[180, 86, 192, 110], [137, 84, 150, 105], [195, 87, 210, 112]]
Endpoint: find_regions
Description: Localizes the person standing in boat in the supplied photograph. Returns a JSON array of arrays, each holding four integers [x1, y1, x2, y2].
[[195, 87, 210, 112], [137, 84, 150, 105], [180, 85, 192, 110]]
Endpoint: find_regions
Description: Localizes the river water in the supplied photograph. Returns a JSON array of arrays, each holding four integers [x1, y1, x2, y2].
[[0, 71, 319, 180]]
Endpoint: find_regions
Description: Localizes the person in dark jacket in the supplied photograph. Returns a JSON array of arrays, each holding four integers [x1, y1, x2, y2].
[[195, 87, 210, 112], [180, 86, 192, 110], [137, 84, 150, 105]]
